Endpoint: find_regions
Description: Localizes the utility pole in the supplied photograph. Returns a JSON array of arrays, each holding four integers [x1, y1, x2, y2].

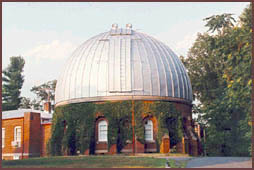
[[43, 88, 51, 102], [41, 87, 52, 113], [203, 128, 206, 156], [132, 100, 135, 155]]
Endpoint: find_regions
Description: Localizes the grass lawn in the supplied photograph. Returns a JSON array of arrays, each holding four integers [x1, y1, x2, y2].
[[2, 155, 169, 168]]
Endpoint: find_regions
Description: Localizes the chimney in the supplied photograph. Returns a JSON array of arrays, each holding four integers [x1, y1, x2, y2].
[[44, 102, 51, 113]]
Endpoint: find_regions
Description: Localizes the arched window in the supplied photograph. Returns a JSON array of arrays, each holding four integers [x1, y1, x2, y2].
[[145, 120, 153, 141], [98, 120, 108, 142]]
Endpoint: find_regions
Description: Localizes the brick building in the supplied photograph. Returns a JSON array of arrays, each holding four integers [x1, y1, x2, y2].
[[2, 104, 52, 160]]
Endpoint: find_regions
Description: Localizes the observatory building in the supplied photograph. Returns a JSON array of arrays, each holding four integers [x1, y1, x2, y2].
[[54, 24, 201, 156]]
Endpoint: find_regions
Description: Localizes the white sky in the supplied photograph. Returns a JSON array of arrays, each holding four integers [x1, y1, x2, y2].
[[2, 2, 250, 100]]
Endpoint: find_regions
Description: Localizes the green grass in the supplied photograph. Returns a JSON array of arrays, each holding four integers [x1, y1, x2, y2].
[[2, 155, 168, 168]]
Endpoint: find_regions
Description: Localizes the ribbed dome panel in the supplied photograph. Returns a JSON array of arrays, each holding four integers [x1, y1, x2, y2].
[[55, 28, 192, 106]]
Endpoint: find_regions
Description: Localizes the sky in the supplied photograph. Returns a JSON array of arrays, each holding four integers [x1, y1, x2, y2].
[[2, 2, 250, 100]]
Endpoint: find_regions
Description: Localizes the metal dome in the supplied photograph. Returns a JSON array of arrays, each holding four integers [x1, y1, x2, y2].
[[55, 24, 192, 107]]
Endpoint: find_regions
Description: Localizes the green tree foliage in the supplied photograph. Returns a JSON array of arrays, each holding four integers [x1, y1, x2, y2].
[[31, 80, 57, 102], [204, 13, 236, 35], [2, 56, 25, 111], [182, 5, 251, 156], [19, 97, 32, 109], [30, 99, 43, 110], [30, 80, 57, 110]]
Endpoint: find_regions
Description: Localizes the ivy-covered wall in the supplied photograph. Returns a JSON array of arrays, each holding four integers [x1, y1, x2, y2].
[[48, 101, 184, 155]]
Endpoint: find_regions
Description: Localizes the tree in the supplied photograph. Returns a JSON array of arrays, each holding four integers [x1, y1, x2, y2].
[[31, 80, 57, 102], [204, 13, 236, 35], [182, 4, 251, 156], [2, 56, 25, 111], [30, 80, 57, 110], [19, 97, 32, 109], [30, 99, 43, 110]]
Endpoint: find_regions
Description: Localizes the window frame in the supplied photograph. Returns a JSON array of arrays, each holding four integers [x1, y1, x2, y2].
[[98, 120, 108, 142], [13, 155, 20, 160], [2, 128, 5, 148], [14, 126, 22, 142], [145, 120, 154, 142]]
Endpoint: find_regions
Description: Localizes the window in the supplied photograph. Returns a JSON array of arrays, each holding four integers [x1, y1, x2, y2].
[[2, 128, 5, 148], [14, 126, 21, 142], [98, 120, 108, 142], [12, 126, 21, 148], [13, 155, 20, 160], [145, 120, 153, 141]]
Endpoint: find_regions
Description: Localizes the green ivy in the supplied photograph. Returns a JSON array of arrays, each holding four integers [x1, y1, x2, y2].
[[49, 101, 183, 155]]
